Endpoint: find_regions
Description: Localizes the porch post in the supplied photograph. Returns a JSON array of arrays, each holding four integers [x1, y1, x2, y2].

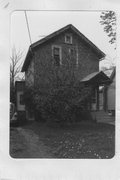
[[96, 86, 99, 110], [103, 85, 108, 111]]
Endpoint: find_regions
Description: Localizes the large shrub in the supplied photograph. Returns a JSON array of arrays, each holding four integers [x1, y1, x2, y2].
[[24, 83, 92, 123], [24, 55, 93, 123]]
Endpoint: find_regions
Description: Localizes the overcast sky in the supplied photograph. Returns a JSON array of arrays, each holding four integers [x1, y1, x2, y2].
[[10, 10, 117, 67]]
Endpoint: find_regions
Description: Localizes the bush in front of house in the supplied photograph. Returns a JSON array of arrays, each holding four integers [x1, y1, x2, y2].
[[24, 83, 93, 124], [24, 58, 93, 123]]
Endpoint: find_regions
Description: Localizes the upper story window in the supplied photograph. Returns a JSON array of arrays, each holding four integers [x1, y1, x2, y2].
[[52, 45, 62, 66], [68, 47, 79, 66], [65, 34, 72, 44], [69, 48, 74, 55]]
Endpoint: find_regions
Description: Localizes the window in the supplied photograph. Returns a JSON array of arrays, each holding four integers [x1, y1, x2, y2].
[[65, 34, 72, 44], [19, 94, 24, 105], [69, 47, 79, 66], [52, 46, 61, 66], [69, 48, 74, 55]]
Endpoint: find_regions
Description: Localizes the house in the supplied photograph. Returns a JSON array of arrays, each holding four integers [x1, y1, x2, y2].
[[81, 71, 110, 111], [101, 67, 115, 115], [107, 67, 115, 115], [90, 67, 115, 124], [21, 24, 110, 121], [15, 81, 26, 121]]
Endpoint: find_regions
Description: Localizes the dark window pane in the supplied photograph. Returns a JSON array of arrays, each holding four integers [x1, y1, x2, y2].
[[54, 55, 60, 66], [65, 35, 72, 44], [66, 35, 71, 42], [53, 47, 60, 66], [20, 94, 24, 105], [53, 47, 60, 55]]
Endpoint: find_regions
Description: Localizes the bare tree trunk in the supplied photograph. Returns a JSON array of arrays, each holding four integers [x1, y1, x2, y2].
[[10, 47, 24, 103]]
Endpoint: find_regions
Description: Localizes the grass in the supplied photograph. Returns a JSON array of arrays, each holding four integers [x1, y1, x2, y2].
[[10, 127, 28, 158], [22, 121, 115, 159]]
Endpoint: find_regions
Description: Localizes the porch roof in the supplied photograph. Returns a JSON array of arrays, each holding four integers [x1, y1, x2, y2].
[[81, 71, 111, 85]]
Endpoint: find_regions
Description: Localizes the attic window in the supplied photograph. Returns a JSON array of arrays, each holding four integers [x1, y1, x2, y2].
[[65, 34, 72, 44]]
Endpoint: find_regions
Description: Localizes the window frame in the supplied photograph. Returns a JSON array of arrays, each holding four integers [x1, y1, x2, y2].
[[65, 34, 72, 44], [68, 46, 79, 66], [52, 45, 62, 65]]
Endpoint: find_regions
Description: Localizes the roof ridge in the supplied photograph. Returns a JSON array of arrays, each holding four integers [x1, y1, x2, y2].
[[30, 24, 105, 58], [22, 24, 105, 72], [31, 24, 74, 48]]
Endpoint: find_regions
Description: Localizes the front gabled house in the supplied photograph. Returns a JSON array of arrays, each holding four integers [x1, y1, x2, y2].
[[21, 24, 110, 122]]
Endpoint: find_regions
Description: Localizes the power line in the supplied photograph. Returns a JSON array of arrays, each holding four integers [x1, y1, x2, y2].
[[24, 11, 32, 45]]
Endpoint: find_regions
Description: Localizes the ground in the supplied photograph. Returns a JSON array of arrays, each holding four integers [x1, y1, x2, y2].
[[10, 121, 115, 159]]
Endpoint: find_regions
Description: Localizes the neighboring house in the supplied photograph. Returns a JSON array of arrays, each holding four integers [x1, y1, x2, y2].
[[107, 67, 115, 114], [15, 81, 26, 121], [21, 24, 110, 121], [81, 71, 110, 111], [103, 67, 115, 115], [91, 67, 116, 124]]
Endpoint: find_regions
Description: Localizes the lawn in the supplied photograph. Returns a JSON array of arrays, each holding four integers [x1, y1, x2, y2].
[[21, 122, 115, 159]]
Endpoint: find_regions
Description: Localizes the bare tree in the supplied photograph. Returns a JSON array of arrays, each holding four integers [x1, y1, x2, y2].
[[10, 47, 24, 103]]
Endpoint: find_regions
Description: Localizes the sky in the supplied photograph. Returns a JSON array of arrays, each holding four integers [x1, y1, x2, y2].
[[10, 10, 117, 69]]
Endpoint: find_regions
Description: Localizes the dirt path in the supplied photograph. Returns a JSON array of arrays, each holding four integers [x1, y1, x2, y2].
[[10, 127, 53, 158]]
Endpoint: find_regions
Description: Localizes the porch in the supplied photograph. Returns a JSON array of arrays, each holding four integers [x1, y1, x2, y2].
[[81, 71, 113, 123]]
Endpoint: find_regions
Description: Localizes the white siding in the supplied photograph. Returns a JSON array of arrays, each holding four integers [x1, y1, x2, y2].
[[107, 77, 115, 110]]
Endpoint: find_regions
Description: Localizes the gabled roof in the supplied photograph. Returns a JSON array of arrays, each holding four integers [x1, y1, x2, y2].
[[103, 66, 116, 80], [81, 72, 100, 82], [110, 67, 116, 80], [81, 71, 111, 85], [22, 24, 105, 72]]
